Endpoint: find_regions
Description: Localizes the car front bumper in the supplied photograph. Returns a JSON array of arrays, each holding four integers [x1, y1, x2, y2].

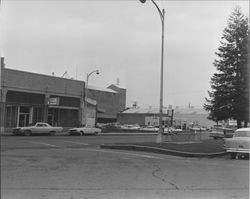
[[12, 129, 24, 135], [69, 130, 81, 135]]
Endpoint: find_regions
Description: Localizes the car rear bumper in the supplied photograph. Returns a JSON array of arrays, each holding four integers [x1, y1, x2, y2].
[[226, 148, 250, 154], [12, 129, 24, 135]]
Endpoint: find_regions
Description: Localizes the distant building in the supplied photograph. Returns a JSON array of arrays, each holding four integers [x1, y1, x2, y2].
[[87, 84, 126, 123], [117, 106, 216, 128], [173, 107, 216, 128], [117, 107, 173, 127]]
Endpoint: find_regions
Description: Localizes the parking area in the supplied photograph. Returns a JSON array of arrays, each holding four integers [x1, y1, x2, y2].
[[1, 135, 249, 199]]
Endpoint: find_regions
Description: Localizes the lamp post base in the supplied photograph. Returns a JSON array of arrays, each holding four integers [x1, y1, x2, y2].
[[156, 133, 163, 143]]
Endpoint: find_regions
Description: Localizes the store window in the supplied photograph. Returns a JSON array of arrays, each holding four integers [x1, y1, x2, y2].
[[19, 106, 30, 127], [33, 107, 43, 124], [6, 106, 17, 127]]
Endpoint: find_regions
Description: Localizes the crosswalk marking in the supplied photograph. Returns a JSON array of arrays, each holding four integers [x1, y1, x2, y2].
[[63, 141, 89, 145], [24, 140, 162, 160], [26, 141, 61, 148]]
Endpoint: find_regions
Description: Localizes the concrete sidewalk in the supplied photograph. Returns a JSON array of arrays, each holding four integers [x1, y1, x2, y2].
[[101, 139, 227, 158]]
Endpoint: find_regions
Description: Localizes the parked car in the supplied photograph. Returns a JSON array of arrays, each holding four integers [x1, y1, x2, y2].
[[163, 127, 182, 134], [190, 126, 207, 131], [140, 126, 159, 132], [68, 126, 101, 136], [210, 127, 234, 139], [12, 122, 63, 136], [224, 128, 250, 159], [120, 124, 141, 130]]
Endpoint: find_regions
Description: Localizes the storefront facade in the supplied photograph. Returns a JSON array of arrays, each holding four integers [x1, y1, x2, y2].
[[5, 91, 81, 128], [1, 58, 85, 133], [0, 57, 127, 133]]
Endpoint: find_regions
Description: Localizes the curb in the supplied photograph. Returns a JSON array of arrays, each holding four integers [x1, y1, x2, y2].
[[99, 132, 157, 136], [1, 132, 157, 136], [100, 144, 227, 158]]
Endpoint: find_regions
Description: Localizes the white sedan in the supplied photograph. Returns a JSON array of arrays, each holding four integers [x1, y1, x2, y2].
[[68, 126, 101, 136], [163, 127, 182, 134], [224, 128, 250, 159], [12, 122, 63, 136], [140, 126, 159, 132]]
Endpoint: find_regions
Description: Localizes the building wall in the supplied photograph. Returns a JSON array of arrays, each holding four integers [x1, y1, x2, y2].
[[174, 113, 216, 127], [1, 59, 127, 132], [1, 66, 85, 131], [88, 85, 126, 122], [3, 68, 84, 96], [117, 113, 171, 126], [107, 84, 126, 112], [117, 113, 145, 125], [0, 58, 5, 132]]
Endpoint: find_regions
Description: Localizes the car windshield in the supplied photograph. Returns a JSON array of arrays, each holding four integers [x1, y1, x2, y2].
[[234, 131, 250, 137]]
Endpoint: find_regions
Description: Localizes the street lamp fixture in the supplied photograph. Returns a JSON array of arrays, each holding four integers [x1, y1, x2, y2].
[[139, 0, 165, 143], [85, 69, 100, 126]]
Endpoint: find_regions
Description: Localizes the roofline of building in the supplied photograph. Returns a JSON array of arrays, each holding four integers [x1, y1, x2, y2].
[[3, 67, 85, 84], [87, 85, 117, 93], [108, 84, 126, 90], [3, 67, 121, 94]]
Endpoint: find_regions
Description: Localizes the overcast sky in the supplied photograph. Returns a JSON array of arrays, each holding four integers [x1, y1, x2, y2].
[[0, 0, 249, 109]]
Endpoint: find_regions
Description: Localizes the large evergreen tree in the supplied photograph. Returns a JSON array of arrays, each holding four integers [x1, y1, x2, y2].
[[204, 7, 249, 128]]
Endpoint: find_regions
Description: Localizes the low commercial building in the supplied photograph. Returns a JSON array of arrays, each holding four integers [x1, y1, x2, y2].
[[117, 106, 216, 129], [117, 107, 174, 127], [173, 107, 216, 128], [0, 57, 126, 133], [0, 58, 85, 133]]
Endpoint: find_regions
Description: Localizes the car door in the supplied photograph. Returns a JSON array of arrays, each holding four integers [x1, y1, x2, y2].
[[32, 123, 43, 134], [42, 123, 51, 134]]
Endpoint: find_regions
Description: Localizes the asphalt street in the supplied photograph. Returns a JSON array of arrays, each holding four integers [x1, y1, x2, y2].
[[1, 135, 249, 199]]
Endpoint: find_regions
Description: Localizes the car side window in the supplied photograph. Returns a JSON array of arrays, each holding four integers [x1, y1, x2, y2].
[[235, 131, 250, 137]]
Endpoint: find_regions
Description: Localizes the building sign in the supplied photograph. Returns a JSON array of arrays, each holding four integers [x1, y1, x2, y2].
[[48, 97, 60, 106]]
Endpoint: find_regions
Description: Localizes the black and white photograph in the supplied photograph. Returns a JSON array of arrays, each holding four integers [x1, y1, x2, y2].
[[0, 0, 249, 198]]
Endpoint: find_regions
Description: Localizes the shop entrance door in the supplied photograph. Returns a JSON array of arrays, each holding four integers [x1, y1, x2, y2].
[[19, 113, 29, 127], [48, 114, 54, 126], [18, 106, 31, 127]]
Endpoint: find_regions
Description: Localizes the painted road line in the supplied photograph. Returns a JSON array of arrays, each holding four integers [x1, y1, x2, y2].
[[84, 148, 164, 160], [63, 141, 89, 145], [26, 141, 61, 148]]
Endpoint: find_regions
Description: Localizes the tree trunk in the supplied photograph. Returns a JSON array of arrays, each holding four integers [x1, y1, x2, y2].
[[244, 120, 248, 127], [237, 120, 242, 128]]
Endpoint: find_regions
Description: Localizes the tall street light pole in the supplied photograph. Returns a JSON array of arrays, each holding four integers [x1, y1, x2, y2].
[[139, 0, 165, 143], [85, 69, 100, 126]]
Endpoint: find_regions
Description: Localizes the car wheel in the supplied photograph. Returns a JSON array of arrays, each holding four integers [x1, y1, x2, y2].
[[80, 131, 84, 136], [24, 130, 31, 136], [230, 152, 237, 159], [50, 131, 56, 136]]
